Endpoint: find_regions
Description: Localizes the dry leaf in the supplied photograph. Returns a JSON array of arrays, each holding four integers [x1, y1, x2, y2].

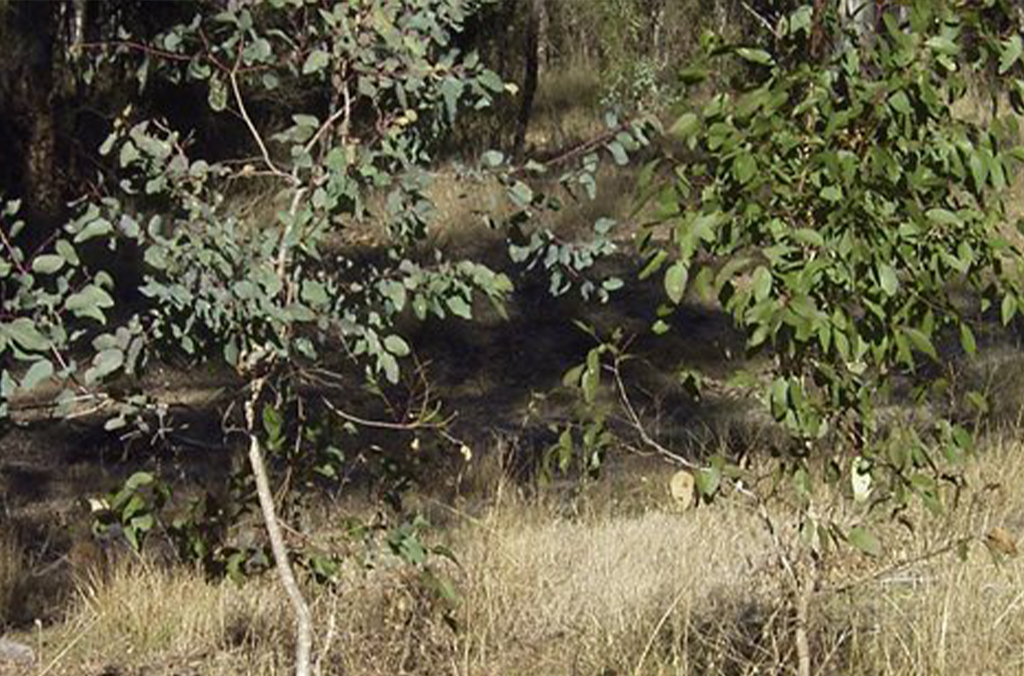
[[985, 526, 1018, 558], [669, 470, 695, 511]]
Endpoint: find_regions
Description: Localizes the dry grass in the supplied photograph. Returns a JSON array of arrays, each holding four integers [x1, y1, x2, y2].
[[451, 488, 773, 675], [3, 432, 1022, 675], [832, 435, 1024, 675], [0, 526, 29, 628], [27, 563, 289, 675]]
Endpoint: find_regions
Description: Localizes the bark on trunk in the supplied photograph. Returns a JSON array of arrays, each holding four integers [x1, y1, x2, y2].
[[0, 3, 66, 230], [794, 568, 812, 676], [512, 0, 542, 161], [245, 380, 313, 676]]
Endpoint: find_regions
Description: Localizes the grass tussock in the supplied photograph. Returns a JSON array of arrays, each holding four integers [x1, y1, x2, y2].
[[0, 526, 30, 628], [37, 563, 287, 675], [452, 496, 773, 675]]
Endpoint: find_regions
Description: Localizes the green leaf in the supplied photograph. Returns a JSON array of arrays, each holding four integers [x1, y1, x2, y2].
[[375, 280, 404, 312], [0, 371, 15, 397], [481, 150, 504, 167], [446, 296, 472, 319], [695, 466, 721, 498], [736, 48, 773, 66], [99, 132, 117, 156], [3, 319, 50, 351], [926, 35, 960, 57], [959, 323, 977, 355], [789, 6, 813, 34], [207, 77, 228, 112], [21, 359, 53, 390], [903, 327, 938, 361], [638, 250, 668, 280], [733, 152, 756, 185], [478, 69, 504, 93], [301, 280, 329, 307], [607, 141, 628, 165], [55, 239, 79, 266], [302, 49, 330, 74], [668, 113, 699, 140], [966, 390, 988, 415], [73, 218, 114, 243], [878, 263, 898, 297], [820, 185, 842, 202], [118, 141, 139, 167], [581, 349, 600, 404], [792, 229, 824, 247], [770, 377, 789, 419], [131, 513, 155, 533], [889, 90, 912, 115], [752, 267, 772, 302], [440, 77, 463, 121], [380, 351, 400, 384], [1001, 35, 1023, 74], [1002, 294, 1018, 325], [85, 348, 124, 385], [65, 285, 115, 323], [383, 335, 410, 357], [925, 208, 962, 227], [664, 262, 689, 304], [509, 181, 534, 206], [848, 526, 881, 557], [562, 364, 584, 388], [124, 471, 154, 493], [31, 255, 65, 275], [262, 405, 282, 444]]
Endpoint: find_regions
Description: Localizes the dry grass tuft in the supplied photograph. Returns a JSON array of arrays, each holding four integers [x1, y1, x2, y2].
[[36, 562, 287, 675], [0, 525, 30, 628], [838, 553, 1024, 675], [452, 500, 776, 674]]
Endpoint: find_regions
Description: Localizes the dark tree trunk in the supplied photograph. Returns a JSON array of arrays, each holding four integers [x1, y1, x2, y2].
[[0, 2, 66, 231], [512, 0, 542, 161]]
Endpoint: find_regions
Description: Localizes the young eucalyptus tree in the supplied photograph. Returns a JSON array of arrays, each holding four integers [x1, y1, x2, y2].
[[1, 0, 648, 671], [656, 2, 1024, 672], [553, 2, 1024, 673]]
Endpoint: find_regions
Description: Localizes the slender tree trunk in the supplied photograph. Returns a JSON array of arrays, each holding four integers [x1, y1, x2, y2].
[[794, 563, 813, 676], [512, 0, 542, 161], [245, 379, 313, 676]]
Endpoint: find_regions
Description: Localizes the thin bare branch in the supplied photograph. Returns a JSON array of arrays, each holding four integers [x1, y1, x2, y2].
[[741, 1, 781, 38], [609, 358, 698, 469], [323, 398, 449, 432], [228, 67, 296, 185]]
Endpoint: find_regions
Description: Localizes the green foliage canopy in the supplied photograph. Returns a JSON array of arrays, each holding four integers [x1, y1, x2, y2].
[[643, 0, 1024, 541]]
